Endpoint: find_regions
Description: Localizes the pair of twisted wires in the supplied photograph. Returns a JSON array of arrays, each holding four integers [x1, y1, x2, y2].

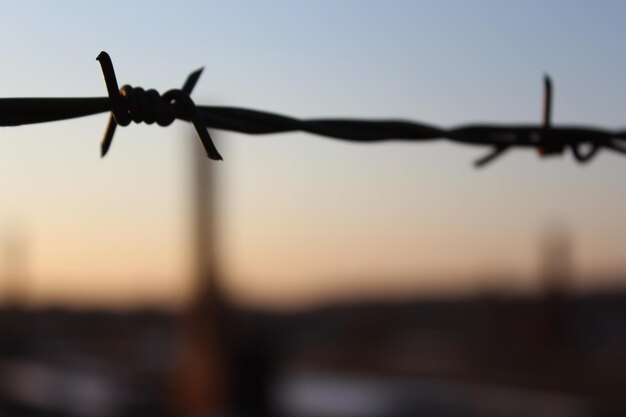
[[1, 52, 624, 167]]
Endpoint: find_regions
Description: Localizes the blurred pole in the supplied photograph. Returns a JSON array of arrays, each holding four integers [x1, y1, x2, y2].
[[1, 226, 28, 307], [173, 133, 232, 416], [193, 135, 216, 287], [538, 223, 573, 351], [541, 224, 573, 292]]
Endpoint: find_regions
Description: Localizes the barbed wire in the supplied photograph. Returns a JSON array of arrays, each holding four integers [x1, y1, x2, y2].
[[0, 51, 624, 167]]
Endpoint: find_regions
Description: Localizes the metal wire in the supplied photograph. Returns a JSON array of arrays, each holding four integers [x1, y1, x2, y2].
[[0, 51, 625, 167]]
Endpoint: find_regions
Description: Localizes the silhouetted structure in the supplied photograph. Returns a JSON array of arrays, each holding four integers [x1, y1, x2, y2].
[[173, 137, 232, 415], [1, 227, 28, 306]]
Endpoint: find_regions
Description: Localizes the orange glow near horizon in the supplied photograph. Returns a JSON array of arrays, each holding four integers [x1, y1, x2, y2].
[[2, 2, 626, 309]]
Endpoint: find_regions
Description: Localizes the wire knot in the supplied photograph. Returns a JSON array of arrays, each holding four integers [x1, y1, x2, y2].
[[96, 51, 222, 160]]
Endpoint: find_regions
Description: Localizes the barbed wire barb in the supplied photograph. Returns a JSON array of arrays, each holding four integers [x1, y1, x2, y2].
[[0, 51, 625, 167], [96, 51, 222, 160]]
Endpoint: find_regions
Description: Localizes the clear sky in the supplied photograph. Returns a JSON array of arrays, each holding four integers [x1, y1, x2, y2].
[[1, 1, 626, 308]]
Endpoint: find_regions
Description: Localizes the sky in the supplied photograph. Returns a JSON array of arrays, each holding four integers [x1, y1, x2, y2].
[[1, 1, 626, 308]]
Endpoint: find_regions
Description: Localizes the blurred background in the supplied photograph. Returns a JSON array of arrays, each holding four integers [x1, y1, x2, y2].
[[1, 1, 626, 416]]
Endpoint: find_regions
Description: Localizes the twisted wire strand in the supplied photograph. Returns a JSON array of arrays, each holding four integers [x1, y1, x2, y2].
[[0, 51, 624, 167]]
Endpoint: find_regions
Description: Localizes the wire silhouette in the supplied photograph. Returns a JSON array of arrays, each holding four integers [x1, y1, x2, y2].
[[0, 51, 625, 167]]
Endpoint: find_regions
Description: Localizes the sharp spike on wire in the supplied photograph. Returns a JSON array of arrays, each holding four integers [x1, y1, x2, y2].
[[178, 66, 224, 160], [182, 67, 204, 95], [543, 74, 552, 128], [97, 51, 126, 157], [537, 74, 563, 157], [474, 145, 509, 168], [101, 114, 117, 157]]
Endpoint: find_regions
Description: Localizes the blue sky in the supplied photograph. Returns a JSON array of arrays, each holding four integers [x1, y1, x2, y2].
[[1, 1, 626, 308]]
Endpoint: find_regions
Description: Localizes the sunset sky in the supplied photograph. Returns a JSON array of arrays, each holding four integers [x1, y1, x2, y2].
[[1, 1, 626, 308]]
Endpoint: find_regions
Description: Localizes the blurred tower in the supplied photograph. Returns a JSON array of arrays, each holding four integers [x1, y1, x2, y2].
[[174, 136, 233, 416], [192, 137, 218, 289], [538, 222, 574, 350], [1, 226, 29, 306], [541, 223, 573, 293]]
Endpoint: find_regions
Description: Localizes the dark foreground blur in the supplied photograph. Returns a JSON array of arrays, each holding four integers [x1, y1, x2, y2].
[[1, 284, 626, 417]]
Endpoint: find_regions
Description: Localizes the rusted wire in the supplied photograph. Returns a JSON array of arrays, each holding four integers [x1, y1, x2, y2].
[[0, 51, 624, 167]]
